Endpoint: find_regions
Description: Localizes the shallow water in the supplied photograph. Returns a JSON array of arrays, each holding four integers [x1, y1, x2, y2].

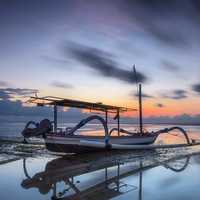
[[1, 123, 200, 199], [0, 146, 200, 200]]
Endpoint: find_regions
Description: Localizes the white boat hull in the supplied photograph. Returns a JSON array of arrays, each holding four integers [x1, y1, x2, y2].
[[45, 134, 158, 153]]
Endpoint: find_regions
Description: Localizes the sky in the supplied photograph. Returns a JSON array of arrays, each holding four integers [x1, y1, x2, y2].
[[1, 0, 200, 122]]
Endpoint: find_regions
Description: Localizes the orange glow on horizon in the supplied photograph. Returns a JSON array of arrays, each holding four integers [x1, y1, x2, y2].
[[28, 88, 200, 118]]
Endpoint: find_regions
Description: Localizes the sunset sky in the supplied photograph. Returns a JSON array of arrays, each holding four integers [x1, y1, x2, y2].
[[1, 0, 200, 119]]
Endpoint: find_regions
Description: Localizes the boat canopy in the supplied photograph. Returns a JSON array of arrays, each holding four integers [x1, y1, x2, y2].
[[27, 96, 136, 113]]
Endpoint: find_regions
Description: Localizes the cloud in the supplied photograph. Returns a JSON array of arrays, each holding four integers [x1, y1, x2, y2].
[[0, 88, 39, 100], [162, 89, 187, 100], [0, 98, 54, 119], [51, 81, 74, 89], [0, 87, 88, 121], [66, 42, 148, 84], [133, 92, 154, 99], [155, 103, 165, 108], [191, 83, 200, 94], [0, 97, 90, 123], [118, 0, 200, 47], [0, 81, 8, 87], [161, 60, 180, 72]]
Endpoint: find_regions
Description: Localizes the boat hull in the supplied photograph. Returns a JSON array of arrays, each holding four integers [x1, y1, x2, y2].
[[45, 134, 158, 153]]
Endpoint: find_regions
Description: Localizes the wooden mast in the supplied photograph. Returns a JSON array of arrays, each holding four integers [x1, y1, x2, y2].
[[133, 65, 143, 134], [139, 83, 143, 134]]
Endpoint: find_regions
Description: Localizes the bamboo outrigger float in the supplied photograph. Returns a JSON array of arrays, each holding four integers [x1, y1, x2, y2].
[[21, 81, 197, 153]]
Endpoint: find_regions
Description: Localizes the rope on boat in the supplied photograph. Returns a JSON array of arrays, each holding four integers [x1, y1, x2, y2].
[[109, 128, 138, 136]]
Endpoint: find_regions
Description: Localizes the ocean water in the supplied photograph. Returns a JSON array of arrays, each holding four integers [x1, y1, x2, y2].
[[1, 122, 200, 199]]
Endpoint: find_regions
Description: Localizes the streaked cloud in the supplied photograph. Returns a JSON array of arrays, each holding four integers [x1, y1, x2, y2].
[[155, 103, 165, 108], [161, 89, 187, 100], [120, 0, 200, 48], [51, 81, 74, 89], [0, 88, 39, 100], [191, 83, 200, 94], [161, 60, 180, 72], [133, 92, 154, 99], [0, 97, 89, 120], [66, 42, 148, 84]]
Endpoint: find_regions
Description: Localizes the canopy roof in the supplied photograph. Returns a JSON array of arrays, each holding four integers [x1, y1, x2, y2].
[[28, 96, 136, 113]]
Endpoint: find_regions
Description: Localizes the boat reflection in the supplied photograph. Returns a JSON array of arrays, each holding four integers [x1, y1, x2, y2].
[[21, 153, 190, 200]]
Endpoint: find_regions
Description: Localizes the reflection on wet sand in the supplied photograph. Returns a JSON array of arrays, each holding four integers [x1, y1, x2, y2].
[[21, 152, 192, 200]]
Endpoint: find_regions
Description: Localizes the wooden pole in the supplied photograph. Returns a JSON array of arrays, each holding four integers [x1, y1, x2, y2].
[[105, 110, 108, 124], [105, 110, 109, 144], [117, 109, 120, 136], [139, 84, 143, 134], [54, 104, 57, 132]]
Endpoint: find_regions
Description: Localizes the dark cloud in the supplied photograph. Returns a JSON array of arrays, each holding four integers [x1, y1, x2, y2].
[[135, 17, 187, 47], [161, 60, 180, 72], [0, 97, 90, 122], [155, 103, 165, 108], [51, 81, 74, 89], [192, 0, 200, 13], [118, 0, 200, 47], [0, 98, 53, 117], [191, 83, 200, 94], [0, 88, 39, 100], [1, 0, 200, 55], [0, 81, 8, 87], [162, 89, 187, 100], [133, 92, 154, 99], [66, 42, 148, 84]]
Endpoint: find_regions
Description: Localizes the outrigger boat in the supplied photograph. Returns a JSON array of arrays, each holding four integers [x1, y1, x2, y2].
[[21, 82, 193, 153]]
